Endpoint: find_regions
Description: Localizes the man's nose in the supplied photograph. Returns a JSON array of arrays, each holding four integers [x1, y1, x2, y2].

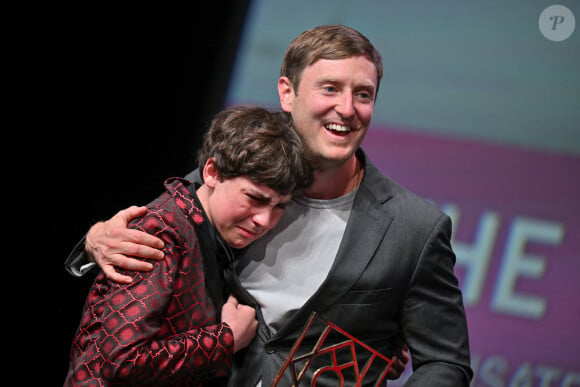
[[335, 93, 355, 117]]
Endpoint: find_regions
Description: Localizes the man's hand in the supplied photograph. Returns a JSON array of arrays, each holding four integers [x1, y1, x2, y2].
[[86, 206, 165, 284], [387, 343, 410, 380], [221, 296, 258, 353]]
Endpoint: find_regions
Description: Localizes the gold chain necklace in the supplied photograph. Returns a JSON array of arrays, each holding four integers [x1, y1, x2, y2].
[[351, 158, 363, 191]]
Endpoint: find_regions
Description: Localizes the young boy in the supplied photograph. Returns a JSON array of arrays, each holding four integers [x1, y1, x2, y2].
[[64, 105, 313, 386]]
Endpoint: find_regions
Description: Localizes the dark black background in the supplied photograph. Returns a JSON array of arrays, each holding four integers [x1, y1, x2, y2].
[[12, 2, 250, 384]]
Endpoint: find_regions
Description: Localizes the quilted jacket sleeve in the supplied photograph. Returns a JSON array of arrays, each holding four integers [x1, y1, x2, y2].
[[65, 191, 234, 385]]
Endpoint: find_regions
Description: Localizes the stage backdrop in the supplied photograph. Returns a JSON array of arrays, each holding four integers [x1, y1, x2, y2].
[[225, 1, 580, 386]]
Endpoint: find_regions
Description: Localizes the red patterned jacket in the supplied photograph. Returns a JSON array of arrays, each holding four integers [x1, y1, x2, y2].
[[65, 178, 234, 386]]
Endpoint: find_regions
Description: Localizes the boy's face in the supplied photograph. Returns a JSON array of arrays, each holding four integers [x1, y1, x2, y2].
[[202, 162, 292, 249], [278, 55, 377, 170]]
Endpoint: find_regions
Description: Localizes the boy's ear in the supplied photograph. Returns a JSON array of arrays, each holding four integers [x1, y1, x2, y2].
[[278, 76, 295, 113], [202, 157, 219, 188]]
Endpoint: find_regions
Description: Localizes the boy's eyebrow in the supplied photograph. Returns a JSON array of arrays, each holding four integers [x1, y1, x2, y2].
[[246, 188, 273, 202], [247, 188, 290, 206]]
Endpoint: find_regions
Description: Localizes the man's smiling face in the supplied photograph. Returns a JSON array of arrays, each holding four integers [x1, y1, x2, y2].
[[279, 55, 378, 170]]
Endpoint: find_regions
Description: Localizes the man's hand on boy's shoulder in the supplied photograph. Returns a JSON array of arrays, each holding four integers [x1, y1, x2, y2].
[[86, 205, 165, 284]]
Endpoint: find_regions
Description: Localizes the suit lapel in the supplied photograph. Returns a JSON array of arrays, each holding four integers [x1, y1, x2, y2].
[[272, 152, 395, 340]]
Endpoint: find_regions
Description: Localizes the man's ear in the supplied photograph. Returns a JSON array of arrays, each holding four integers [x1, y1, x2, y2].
[[202, 157, 219, 189], [278, 76, 295, 113]]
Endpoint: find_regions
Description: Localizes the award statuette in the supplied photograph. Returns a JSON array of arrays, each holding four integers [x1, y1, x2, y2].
[[273, 312, 393, 386]]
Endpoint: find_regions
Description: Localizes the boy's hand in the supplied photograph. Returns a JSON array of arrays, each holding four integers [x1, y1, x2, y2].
[[221, 296, 258, 352]]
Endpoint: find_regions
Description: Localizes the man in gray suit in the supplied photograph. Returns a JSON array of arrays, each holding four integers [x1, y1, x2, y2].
[[67, 25, 472, 386]]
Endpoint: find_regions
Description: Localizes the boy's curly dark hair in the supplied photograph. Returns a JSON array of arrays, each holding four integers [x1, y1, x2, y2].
[[197, 105, 313, 196]]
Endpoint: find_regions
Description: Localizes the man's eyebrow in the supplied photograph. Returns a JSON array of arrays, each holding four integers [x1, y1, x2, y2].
[[355, 82, 377, 92], [315, 77, 376, 92], [315, 76, 339, 85]]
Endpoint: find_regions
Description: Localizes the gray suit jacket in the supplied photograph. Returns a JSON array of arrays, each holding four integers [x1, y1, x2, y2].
[[225, 150, 472, 386]]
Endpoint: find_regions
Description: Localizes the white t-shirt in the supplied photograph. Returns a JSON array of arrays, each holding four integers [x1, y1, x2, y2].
[[235, 189, 357, 334]]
